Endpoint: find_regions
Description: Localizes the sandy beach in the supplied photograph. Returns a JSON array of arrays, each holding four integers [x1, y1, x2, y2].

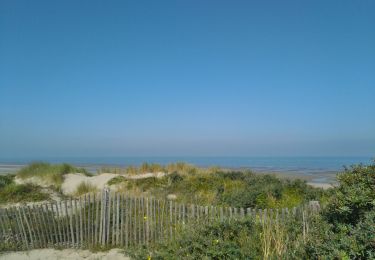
[[0, 249, 129, 260]]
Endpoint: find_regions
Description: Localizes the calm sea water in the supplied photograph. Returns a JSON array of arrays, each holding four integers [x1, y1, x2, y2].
[[0, 156, 372, 183]]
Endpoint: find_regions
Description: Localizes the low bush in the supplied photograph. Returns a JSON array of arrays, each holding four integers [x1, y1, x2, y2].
[[306, 163, 375, 259], [0, 175, 14, 189], [0, 183, 49, 204], [128, 218, 260, 260], [107, 176, 127, 186]]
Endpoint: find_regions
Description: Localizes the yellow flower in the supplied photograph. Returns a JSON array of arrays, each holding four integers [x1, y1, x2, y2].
[[144, 216, 147, 220], [214, 239, 219, 244], [147, 256, 151, 260]]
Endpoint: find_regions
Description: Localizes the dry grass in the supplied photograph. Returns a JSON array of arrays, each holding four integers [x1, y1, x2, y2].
[[74, 182, 98, 196]]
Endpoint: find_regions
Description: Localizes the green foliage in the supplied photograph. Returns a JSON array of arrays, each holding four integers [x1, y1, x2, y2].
[[119, 170, 326, 208], [16, 162, 89, 189], [306, 163, 375, 259], [128, 218, 260, 260], [0, 175, 14, 189], [128, 215, 311, 260], [324, 163, 375, 226], [0, 183, 49, 204], [107, 176, 127, 186]]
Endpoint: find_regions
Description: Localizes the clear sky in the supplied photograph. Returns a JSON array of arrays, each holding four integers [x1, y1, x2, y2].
[[0, 0, 374, 158]]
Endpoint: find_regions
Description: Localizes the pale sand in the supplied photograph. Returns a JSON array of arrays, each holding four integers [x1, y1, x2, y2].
[[307, 182, 334, 189], [61, 173, 120, 195], [62, 172, 167, 195], [13, 171, 168, 197], [0, 248, 130, 260]]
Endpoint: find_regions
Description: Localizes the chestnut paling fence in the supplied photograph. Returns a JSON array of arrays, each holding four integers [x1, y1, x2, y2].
[[0, 189, 320, 250]]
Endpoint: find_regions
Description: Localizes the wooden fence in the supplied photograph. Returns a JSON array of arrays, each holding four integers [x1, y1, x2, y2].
[[0, 189, 320, 250]]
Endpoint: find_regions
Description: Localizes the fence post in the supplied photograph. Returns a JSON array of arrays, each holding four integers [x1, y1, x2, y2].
[[101, 188, 110, 245]]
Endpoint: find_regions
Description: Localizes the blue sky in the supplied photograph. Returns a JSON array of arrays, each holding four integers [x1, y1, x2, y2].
[[0, 0, 374, 157]]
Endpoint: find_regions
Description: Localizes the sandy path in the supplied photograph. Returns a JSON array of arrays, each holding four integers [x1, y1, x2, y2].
[[0, 248, 130, 260]]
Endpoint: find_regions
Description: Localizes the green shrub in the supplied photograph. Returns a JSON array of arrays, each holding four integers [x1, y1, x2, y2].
[[0, 175, 14, 189], [107, 176, 127, 186], [324, 163, 375, 226], [306, 163, 375, 259], [128, 218, 260, 260], [0, 183, 49, 204], [128, 215, 310, 260]]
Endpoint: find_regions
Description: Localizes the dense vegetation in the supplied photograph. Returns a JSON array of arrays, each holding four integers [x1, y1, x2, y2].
[[112, 170, 327, 209], [127, 162, 375, 259], [0, 175, 49, 204], [305, 163, 375, 259], [1, 161, 373, 259]]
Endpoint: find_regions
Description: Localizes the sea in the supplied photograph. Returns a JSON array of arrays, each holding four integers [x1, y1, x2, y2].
[[0, 156, 373, 184]]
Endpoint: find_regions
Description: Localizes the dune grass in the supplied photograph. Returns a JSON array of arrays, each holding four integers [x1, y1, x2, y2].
[[16, 162, 89, 190], [0, 175, 49, 204], [74, 181, 98, 196], [112, 169, 327, 208], [107, 176, 127, 186], [97, 162, 199, 175]]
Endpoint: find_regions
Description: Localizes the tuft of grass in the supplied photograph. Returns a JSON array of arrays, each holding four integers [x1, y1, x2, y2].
[[16, 162, 89, 190], [0, 175, 14, 189], [0, 183, 49, 204], [74, 182, 98, 196], [107, 176, 127, 186]]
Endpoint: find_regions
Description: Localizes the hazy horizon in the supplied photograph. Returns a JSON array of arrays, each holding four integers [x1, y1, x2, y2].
[[1, 1, 374, 158]]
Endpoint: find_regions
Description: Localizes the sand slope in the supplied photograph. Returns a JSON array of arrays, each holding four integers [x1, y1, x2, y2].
[[62, 172, 167, 195], [61, 173, 120, 195]]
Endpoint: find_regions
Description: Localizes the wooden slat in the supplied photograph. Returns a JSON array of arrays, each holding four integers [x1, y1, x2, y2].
[[88, 194, 91, 247], [25, 206, 37, 248], [69, 199, 75, 246], [106, 192, 111, 245], [63, 200, 70, 246], [15, 207, 29, 249], [3, 208, 14, 243], [79, 197, 83, 246], [99, 192, 104, 245], [120, 194, 125, 247], [95, 193, 100, 245], [84, 194, 88, 243], [116, 193, 120, 245], [73, 199, 78, 247], [48, 203, 58, 245], [132, 198, 138, 244], [21, 207, 35, 248], [54, 202, 62, 246], [112, 193, 116, 246], [30, 205, 43, 248]]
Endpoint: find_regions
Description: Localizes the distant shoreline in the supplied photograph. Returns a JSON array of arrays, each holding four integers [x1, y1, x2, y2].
[[0, 160, 341, 186]]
